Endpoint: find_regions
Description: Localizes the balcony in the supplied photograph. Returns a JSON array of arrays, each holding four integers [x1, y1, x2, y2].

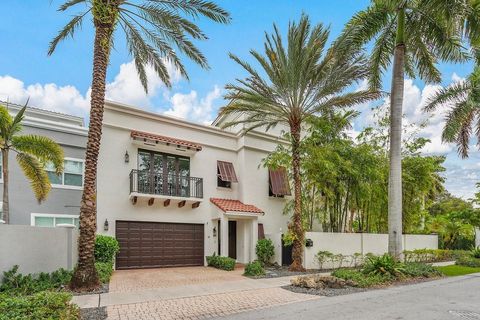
[[129, 169, 203, 208]]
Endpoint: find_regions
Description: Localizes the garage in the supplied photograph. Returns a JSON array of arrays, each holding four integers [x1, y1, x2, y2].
[[115, 221, 204, 269]]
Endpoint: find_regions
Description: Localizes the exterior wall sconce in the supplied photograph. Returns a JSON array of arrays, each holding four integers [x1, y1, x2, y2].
[[104, 219, 109, 231], [305, 239, 313, 247], [124, 151, 130, 163], [213, 227, 217, 237]]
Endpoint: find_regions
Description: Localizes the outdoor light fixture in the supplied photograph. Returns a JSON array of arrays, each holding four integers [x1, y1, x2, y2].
[[104, 219, 109, 231], [124, 150, 130, 163], [213, 227, 217, 237]]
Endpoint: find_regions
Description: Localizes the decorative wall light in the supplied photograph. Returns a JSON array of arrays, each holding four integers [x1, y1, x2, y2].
[[104, 219, 109, 231], [124, 151, 130, 163], [213, 226, 217, 237]]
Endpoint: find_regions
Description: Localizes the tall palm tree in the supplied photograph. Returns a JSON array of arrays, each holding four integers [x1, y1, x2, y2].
[[0, 103, 64, 224], [424, 66, 480, 158], [340, 0, 468, 258], [49, 0, 230, 290], [220, 15, 380, 271]]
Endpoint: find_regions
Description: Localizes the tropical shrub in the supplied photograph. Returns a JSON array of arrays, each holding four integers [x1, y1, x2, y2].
[[95, 262, 114, 284], [402, 263, 442, 278], [471, 247, 480, 259], [0, 291, 78, 320], [0, 266, 72, 296], [95, 235, 120, 263], [206, 254, 236, 271], [315, 251, 334, 270], [456, 256, 480, 268], [332, 269, 391, 288], [362, 254, 405, 277], [244, 261, 265, 276], [255, 239, 275, 266]]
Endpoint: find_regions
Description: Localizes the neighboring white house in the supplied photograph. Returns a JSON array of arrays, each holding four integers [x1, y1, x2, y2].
[[97, 100, 292, 269]]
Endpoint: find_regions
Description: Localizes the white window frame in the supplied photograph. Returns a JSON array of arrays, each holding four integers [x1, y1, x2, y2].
[[47, 157, 85, 190], [31, 213, 80, 228]]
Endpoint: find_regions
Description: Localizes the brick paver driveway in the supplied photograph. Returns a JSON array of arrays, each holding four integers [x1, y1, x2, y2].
[[74, 266, 319, 320], [109, 266, 245, 293]]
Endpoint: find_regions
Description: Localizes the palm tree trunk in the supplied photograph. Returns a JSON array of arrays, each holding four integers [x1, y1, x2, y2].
[[2, 149, 9, 224], [388, 8, 405, 260], [289, 123, 305, 272], [70, 23, 113, 290]]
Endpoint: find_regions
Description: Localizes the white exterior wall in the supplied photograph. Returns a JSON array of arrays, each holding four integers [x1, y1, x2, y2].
[[97, 101, 290, 265]]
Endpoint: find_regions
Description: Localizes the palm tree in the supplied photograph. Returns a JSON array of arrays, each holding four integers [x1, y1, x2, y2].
[[424, 66, 480, 158], [0, 103, 64, 224], [49, 0, 230, 290], [220, 15, 380, 271], [340, 0, 468, 258]]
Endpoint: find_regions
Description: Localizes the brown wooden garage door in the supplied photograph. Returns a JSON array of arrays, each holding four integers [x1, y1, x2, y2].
[[115, 221, 204, 269]]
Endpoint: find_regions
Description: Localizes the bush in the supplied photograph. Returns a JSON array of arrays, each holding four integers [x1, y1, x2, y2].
[[403, 263, 442, 278], [471, 247, 480, 259], [244, 261, 265, 276], [332, 268, 391, 288], [0, 266, 72, 296], [256, 239, 275, 266], [362, 254, 405, 277], [0, 291, 78, 320], [95, 235, 120, 263], [206, 254, 236, 271], [95, 262, 114, 284], [456, 255, 480, 268], [315, 251, 334, 269]]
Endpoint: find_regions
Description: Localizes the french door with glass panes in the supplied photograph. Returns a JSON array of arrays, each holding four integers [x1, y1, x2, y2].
[[137, 150, 190, 197]]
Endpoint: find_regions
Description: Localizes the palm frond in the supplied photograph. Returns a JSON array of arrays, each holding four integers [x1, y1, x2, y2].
[[11, 135, 64, 173], [0, 104, 13, 141], [423, 81, 471, 112], [16, 153, 51, 203], [146, 0, 231, 24], [58, 0, 87, 11], [48, 10, 90, 55]]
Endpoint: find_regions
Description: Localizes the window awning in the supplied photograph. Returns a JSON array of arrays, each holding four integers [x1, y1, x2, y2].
[[131, 130, 202, 151], [210, 198, 264, 215], [269, 167, 291, 196], [217, 161, 238, 182]]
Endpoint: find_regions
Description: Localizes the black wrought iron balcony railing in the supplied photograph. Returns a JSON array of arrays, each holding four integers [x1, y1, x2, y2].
[[130, 169, 203, 199]]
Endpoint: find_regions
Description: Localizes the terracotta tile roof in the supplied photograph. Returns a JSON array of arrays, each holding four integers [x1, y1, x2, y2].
[[210, 198, 264, 214], [131, 130, 202, 151]]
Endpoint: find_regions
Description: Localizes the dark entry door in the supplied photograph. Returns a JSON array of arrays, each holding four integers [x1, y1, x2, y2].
[[115, 221, 204, 269], [281, 234, 293, 266], [228, 221, 237, 260]]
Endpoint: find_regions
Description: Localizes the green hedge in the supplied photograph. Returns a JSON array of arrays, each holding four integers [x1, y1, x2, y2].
[[244, 261, 265, 276], [95, 235, 120, 263], [95, 262, 114, 284], [206, 255, 236, 271], [255, 239, 275, 266], [456, 255, 480, 268], [0, 291, 78, 320]]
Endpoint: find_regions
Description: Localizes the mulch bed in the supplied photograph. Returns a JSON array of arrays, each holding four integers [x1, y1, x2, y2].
[[70, 283, 109, 296], [283, 276, 442, 297], [248, 265, 331, 279]]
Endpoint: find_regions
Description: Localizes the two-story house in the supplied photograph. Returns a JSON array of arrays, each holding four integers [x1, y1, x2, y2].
[[0, 102, 88, 226], [97, 101, 292, 269]]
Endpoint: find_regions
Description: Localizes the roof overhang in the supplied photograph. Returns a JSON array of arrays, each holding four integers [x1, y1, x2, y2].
[[131, 130, 202, 155]]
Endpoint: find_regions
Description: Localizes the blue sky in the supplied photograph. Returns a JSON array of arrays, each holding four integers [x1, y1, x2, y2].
[[0, 0, 478, 199]]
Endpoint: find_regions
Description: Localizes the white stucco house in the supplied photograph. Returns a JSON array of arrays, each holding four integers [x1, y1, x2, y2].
[[97, 101, 292, 269]]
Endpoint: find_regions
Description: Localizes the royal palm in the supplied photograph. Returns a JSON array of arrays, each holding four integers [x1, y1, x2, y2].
[[341, 0, 468, 258], [49, 0, 230, 290], [220, 15, 380, 271], [0, 103, 64, 224]]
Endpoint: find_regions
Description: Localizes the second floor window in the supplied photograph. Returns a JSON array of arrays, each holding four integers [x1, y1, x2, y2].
[[217, 161, 237, 188], [46, 159, 84, 187]]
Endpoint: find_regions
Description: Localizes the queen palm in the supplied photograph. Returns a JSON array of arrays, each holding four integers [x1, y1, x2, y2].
[[49, 0, 230, 290], [424, 66, 480, 158], [340, 0, 468, 258], [220, 15, 380, 271], [0, 103, 64, 224]]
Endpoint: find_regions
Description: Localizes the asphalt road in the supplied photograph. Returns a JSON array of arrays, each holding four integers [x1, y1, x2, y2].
[[218, 273, 480, 320]]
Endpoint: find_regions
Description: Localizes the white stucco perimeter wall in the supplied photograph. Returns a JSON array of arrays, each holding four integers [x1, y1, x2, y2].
[[303, 232, 438, 269], [0, 224, 78, 276]]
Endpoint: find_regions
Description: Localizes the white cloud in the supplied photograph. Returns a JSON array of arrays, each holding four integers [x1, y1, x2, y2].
[[163, 85, 222, 124]]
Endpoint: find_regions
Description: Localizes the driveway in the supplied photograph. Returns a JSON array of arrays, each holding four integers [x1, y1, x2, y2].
[[73, 266, 319, 320], [218, 273, 480, 320]]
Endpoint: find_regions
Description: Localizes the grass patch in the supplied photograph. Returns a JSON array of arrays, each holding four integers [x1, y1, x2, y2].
[[436, 265, 480, 276]]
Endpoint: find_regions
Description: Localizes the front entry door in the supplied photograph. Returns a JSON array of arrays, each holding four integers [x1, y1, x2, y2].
[[228, 221, 237, 260]]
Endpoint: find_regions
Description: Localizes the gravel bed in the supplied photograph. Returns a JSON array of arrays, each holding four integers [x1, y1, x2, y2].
[[71, 283, 109, 296], [80, 306, 107, 320]]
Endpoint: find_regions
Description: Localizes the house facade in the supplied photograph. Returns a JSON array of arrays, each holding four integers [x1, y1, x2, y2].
[[97, 101, 292, 269], [0, 102, 88, 226]]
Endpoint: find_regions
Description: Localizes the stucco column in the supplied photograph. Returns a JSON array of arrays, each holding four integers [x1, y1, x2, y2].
[[220, 216, 229, 257], [475, 228, 480, 248], [250, 218, 258, 262]]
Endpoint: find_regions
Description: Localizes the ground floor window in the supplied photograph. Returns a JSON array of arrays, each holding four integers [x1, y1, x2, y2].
[[31, 213, 79, 228]]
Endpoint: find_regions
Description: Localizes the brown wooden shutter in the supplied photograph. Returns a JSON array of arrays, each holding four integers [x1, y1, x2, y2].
[[269, 167, 291, 196], [217, 161, 238, 182], [258, 223, 265, 240]]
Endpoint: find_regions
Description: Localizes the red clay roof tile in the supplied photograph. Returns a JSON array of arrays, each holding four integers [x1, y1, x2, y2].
[[131, 130, 202, 151], [210, 198, 264, 214]]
